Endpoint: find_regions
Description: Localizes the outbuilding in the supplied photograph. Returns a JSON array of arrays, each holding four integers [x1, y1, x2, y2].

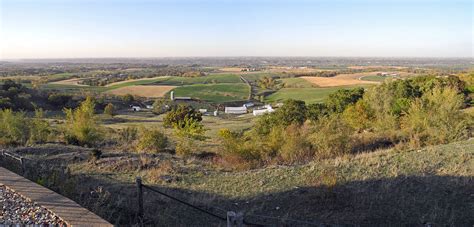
[[225, 106, 247, 114]]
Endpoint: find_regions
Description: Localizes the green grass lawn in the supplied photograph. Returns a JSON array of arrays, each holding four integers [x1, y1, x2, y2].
[[172, 83, 250, 103], [266, 85, 372, 103]]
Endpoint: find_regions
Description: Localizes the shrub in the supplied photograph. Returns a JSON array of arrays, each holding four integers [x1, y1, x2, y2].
[[90, 148, 102, 160], [136, 128, 168, 153], [29, 109, 50, 144], [342, 100, 374, 131], [118, 126, 138, 145], [173, 116, 206, 156], [309, 115, 354, 159], [401, 86, 471, 147], [0, 109, 30, 145], [164, 105, 202, 128], [104, 103, 115, 117], [278, 124, 313, 164], [63, 97, 102, 146]]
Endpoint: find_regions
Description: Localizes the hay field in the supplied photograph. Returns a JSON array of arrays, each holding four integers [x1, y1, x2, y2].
[[301, 72, 389, 87], [105, 85, 176, 97]]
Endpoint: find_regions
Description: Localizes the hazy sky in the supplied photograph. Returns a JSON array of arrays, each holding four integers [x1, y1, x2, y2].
[[0, 0, 472, 59]]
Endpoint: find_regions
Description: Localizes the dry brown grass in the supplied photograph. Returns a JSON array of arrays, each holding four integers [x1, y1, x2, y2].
[[105, 85, 176, 98], [301, 75, 379, 87], [301, 71, 417, 87]]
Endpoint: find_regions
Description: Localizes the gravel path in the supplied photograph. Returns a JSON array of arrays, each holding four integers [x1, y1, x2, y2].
[[0, 185, 65, 225]]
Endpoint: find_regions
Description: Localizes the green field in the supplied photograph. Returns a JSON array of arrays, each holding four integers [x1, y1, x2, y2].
[[154, 74, 243, 86], [360, 75, 392, 82], [266, 85, 372, 103], [172, 83, 250, 103]]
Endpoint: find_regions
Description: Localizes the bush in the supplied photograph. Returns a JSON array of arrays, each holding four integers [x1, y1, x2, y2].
[[29, 109, 50, 144], [342, 100, 374, 131], [90, 148, 102, 160], [309, 115, 354, 158], [401, 86, 471, 147], [136, 128, 168, 153], [63, 97, 102, 146], [0, 109, 30, 145], [164, 105, 202, 128], [104, 103, 115, 117], [278, 124, 313, 164]]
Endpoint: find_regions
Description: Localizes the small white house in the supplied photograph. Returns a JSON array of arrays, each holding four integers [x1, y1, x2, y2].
[[253, 106, 275, 116], [145, 105, 153, 109], [198, 109, 207, 114], [225, 106, 247, 114], [131, 106, 141, 112]]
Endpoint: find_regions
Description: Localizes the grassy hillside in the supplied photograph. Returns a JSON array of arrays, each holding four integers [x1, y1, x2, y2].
[[57, 139, 473, 225]]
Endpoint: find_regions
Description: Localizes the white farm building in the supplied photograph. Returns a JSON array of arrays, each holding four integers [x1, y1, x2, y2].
[[225, 106, 247, 114], [253, 105, 275, 116]]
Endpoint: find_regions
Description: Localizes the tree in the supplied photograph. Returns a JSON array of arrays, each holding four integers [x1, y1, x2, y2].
[[275, 99, 307, 126], [326, 88, 364, 113], [121, 94, 134, 104], [306, 103, 328, 122], [104, 103, 115, 117], [173, 116, 206, 156], [63, 97, 102, 146], [163, 105, 202, 128], [342, 100, 374, 131]]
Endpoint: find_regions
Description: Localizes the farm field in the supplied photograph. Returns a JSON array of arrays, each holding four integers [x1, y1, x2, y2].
[[151, 74, 243, 85], [266, 85, 372, 103], [172, 83, 250, 103], [301, 75, 379, 87], [49, 78, 90, 86], [279, 77, 316, 88], [105, 85, 176, 98], [359, 75, 390, 82]]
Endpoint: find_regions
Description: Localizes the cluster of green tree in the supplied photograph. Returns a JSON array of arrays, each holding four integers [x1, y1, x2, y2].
[[0, 80, 35, 110], [294, 71, 339, 77], [218, 75, 473, 169]]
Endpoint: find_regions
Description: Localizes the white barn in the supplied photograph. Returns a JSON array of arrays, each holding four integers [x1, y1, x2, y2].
[[225, 106, 247, 114]]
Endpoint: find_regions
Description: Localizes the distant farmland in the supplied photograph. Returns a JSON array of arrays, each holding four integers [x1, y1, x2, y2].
[[105, 85, 176, 98], [172, 83, 250, 103]]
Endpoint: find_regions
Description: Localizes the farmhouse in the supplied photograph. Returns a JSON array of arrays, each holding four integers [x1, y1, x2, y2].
[[225, 106, 247, 114]]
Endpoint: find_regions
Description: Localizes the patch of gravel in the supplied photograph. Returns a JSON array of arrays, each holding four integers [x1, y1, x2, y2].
[[0, 185, 65, 225]]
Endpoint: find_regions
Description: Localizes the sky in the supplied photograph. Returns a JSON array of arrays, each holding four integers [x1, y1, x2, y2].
[[0, 0, 472, 59]]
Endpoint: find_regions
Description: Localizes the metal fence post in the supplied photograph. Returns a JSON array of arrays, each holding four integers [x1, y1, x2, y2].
[[136, 177, 144, 225], [19, 157, 25, 176]]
